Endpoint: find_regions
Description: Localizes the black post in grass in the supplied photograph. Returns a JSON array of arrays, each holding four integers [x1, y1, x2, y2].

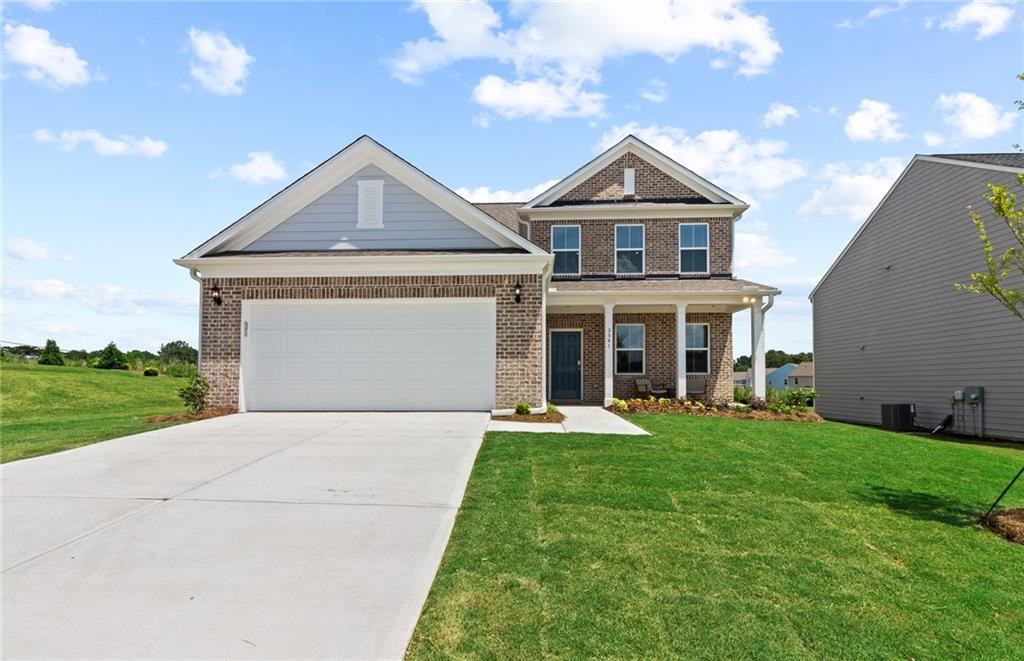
[[984, 465, 1024, 519]]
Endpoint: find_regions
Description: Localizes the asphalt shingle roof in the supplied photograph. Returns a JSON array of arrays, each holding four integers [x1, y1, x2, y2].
[[473, 202, 524, 231], [548, 278, 780, 294]]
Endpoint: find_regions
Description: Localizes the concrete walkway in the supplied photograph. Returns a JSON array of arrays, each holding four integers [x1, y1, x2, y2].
[[2, 412, 488, 660], [486, 406, 648, 435]]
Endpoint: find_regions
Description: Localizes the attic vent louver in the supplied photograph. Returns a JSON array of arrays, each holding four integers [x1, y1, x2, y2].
[[623, 167, 635, 196], [357, 179, 384, 229]]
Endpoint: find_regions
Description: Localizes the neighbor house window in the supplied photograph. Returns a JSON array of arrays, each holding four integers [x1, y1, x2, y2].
[[551, 225, 581, 276], [615, 323, 645, 374], [685, 323, 710, 374], [679, 223, 709, 274], [615, 225, 644, 275]]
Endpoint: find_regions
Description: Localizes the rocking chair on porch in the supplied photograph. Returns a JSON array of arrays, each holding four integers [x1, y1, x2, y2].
[[635, 378, 668, 398]]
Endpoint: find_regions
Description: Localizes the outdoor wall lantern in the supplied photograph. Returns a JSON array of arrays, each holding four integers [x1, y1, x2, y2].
[[211, 283, 223, 306], [514, 282, 522, 303]]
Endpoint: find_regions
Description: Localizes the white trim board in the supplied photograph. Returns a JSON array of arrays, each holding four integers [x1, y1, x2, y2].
[[183, 136, 545, 259], [522, 134, 746, 209], [175, 253, 552, 278]]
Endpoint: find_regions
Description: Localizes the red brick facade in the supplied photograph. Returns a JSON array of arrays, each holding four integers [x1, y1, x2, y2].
[[546, 311, 733, 404], [200, 274, 544, 410], [555, 153, 704, 203], [530, 217, 732, 276]]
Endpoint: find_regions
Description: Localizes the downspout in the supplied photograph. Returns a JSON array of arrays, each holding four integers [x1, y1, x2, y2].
[[761, 294, 775, 315], [188, 268, 203, 365]]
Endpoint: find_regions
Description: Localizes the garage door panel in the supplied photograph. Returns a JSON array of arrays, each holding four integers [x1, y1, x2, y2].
[[243, 300, 496, 411]]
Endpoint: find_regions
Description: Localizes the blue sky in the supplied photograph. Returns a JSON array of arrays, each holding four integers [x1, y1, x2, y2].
[[3, 0, 1020, 356]]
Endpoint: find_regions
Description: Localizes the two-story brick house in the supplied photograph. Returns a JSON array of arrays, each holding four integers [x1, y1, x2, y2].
[[176, 135, 779, 412]]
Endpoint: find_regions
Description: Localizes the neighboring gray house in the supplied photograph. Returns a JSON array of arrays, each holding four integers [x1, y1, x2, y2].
[[783, 362, 813, 390], [810, 154, 1024, 441]]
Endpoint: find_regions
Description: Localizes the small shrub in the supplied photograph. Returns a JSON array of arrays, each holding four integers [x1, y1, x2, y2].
[[37, 339, 64, 366], [782, 388, 816, 407], [93, 342, 129, 370], [143, 367, 159, 377], [546, 403, 559, 415], [611, 398, 629, 412], [515, 402, 531, 415], [178, 372, 211, 413], [748, 396, 767, 411], [766, 386, 784, 403], [733, 385, 752, 404]]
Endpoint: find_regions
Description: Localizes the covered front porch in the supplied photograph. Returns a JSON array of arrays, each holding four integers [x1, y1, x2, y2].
[[544, 284, 775, 406]]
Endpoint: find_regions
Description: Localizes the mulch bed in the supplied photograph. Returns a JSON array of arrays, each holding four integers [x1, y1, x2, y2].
[[982, 508, 1024, 545], [492, 411, 566, 424], [607, 399, 822, 423], [146, 406, 237, 424]]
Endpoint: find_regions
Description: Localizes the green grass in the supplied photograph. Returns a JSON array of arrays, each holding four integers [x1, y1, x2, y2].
[[1, 362, 188, 462], [408, 416, 1024, 659]]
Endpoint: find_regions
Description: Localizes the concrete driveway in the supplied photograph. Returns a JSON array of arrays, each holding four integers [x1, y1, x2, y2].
[[1, 412, 488, 660]]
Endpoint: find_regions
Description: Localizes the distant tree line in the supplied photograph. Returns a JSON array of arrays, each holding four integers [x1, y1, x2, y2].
[[733, 350, 812, 372], [2, 339, 198, 376]]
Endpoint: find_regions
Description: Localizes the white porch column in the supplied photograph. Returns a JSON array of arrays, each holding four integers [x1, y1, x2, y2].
[[676, 303, 687, 401], [603, 303, 614, 406], [751, 300, 766, 398]]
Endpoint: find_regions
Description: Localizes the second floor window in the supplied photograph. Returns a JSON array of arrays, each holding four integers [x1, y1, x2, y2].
[[615, 225, 644, 275], [679, 223, 709, 274], [551, 225, 580, 275]]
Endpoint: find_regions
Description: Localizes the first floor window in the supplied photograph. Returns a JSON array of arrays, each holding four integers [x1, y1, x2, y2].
[[679, 223, 709, 274], [615, 323, 645, 374], [615, 225, 644, 274], [552, 225, 580, 275], [685, 323, 709, 374]]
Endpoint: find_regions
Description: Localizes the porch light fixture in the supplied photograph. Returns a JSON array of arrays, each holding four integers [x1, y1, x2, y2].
[[514, 282, 522, 303], [211, 283, 223, 306]]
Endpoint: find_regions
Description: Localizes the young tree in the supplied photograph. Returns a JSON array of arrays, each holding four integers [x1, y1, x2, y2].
[[94, 342, 129, 370], [955, 173, 1024, 322], [37, 339, 65, 366]]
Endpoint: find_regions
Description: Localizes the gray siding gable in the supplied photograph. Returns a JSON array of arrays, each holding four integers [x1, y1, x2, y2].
[[812, 159, 1024, 441], [245, 165, 499, 251]]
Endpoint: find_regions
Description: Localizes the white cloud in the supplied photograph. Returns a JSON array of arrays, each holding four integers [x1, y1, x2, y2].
[[598, 123, 805, 192], [33, 128, 168, 157], [22, 0, 59, 11], [225, 151, 287, 184], [799, 157, 905, 220], [923, 131, 945, 147], [473, 113, 491, 128], [472, 75, 606, 121], [4, 279, 195, 316], [2, 23, 89, 89], [186, 27, 253, 96], [761, 102, 799, 127], [390, 1, 781, 120], [709, 58, 729, 69], [844, 99, 906, 142], [640, 78, 668, 103], [3, 237, 69, 261], [939, 0, 1014, 39], [836, 19, 855, 29], [937, 92, 1017, 139], [735, 219, 793, 269], [867, 1, 907, 20], [456, 179, 560, 203]]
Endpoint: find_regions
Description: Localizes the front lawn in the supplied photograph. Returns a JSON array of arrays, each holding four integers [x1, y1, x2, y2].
[[0, 362, 188, 462], [408, 416, 1024, 659]]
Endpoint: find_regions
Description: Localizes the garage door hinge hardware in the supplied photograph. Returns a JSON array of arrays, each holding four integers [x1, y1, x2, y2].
[[244, 321, 248, 337]]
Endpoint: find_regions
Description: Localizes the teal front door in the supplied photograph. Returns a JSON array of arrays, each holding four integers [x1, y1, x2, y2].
[[550, 331, 582, 400]]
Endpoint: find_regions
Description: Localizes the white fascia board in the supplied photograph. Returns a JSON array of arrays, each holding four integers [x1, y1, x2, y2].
[[547, 289, 780, 307], [809, 156, 919, 301], [186, 136, 544, 258], [916, 155, 1024, 175], [174, 253, 552, 278], [522, 203, 746, 221], [522, 135, 745, 209]]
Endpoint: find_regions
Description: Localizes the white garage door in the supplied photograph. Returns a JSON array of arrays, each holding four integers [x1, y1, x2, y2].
[[241, 299, 496, 411]]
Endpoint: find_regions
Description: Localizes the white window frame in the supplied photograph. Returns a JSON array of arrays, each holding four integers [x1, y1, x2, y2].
[[614, 224, 645, 276], [356, 179, 384, 229], [551, 224, 581, 277], [678, 222, 710, 275], [614, 322, 645, 375], [685, 322, 710, 375]]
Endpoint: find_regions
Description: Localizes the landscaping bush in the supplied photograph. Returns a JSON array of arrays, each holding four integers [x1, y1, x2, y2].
[[93, 342, 129, 370], [177, 372, 211, 413], [747, 396, 767, 410], [515, 402, 531, 415], [733, 385, 752, 404], [143, 367, 159, 377], [546, 402, 559, 415], [782, 388, 816, 407], [37, 339, 64, 366]]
